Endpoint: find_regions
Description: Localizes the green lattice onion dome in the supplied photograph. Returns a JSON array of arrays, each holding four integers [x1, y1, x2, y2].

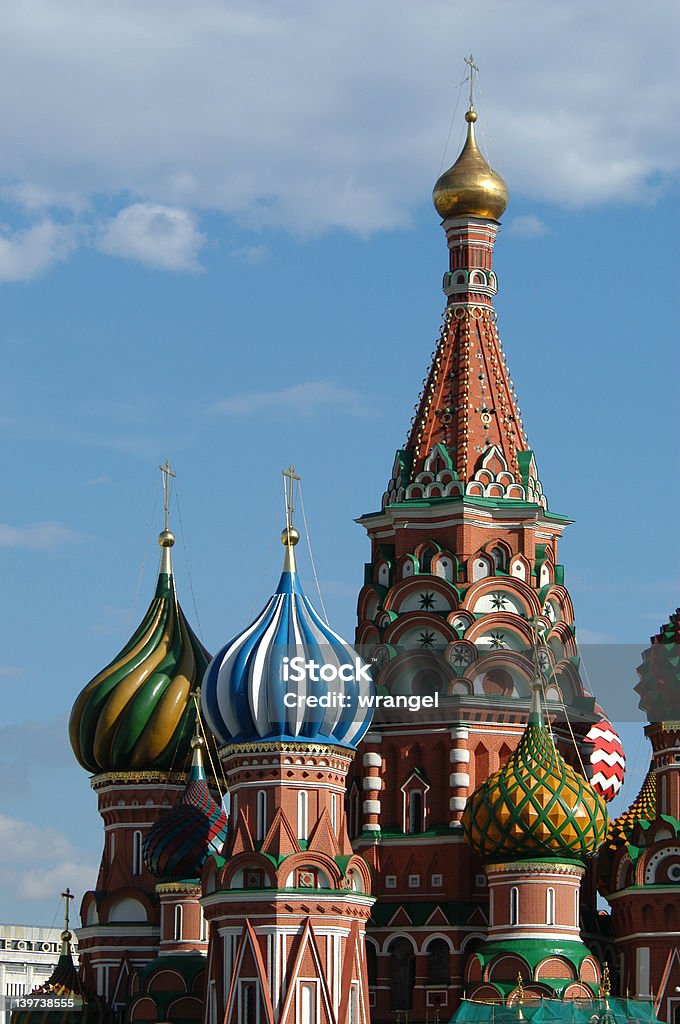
[[69, 532, 211, 774], [462, 683, 609, 862], [635, 608, 680, 722]]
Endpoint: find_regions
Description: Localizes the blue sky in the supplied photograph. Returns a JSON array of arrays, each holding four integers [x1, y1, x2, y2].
[[0, 0, 679, 925]]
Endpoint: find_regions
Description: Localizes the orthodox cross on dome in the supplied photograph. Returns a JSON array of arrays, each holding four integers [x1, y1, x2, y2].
[[159, 459, 176, 534], [282, 464, 300, 532], [61, 887, 74, 931], [463, 53, 479, 110]]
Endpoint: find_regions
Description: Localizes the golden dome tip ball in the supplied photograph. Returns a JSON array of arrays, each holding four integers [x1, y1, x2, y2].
[[191, 733, 205, 750], [281, 526, 300, 547], [158, 529, 175, 548], [61, 929, 72, 942], [432, 108, 508, 222]]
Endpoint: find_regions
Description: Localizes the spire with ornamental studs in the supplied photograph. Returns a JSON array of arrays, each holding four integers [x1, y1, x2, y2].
[[381, 55, 544, 503]]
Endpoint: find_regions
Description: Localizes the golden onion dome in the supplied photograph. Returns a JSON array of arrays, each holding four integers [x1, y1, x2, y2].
[[462, 682, 608, 862], [433, 108, 508, 221]]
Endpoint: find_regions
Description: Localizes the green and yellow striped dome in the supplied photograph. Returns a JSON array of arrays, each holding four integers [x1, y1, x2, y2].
[[462, 684, 609, 862], [69, 533, 211, 774]]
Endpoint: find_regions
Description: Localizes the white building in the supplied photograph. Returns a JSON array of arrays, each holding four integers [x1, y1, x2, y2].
[[0, 924, 78, 1024]]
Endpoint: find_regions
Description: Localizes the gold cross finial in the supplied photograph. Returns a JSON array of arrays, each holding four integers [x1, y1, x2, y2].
[[464, 54, 479, 110], [61, 887, 74, 931], [159, 460, 176, 533], [282, 465, 300, 532], [515, 973, 525, 1021], [602, 962, 611, 998]]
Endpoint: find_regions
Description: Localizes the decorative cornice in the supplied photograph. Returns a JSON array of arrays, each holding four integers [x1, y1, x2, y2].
[[486, 860, 585, 877], [91, 770, 188, 787], [156, 882, 202, 895], [220, 741, 353, 759]]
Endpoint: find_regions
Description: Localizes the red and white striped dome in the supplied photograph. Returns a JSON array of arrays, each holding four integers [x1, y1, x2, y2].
[[585, 716, 626, 802]]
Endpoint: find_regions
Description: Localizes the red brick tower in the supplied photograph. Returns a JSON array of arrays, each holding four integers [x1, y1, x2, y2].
[[68, 467, 211, 1015], [352, 69, 623, 1019], [461, 680, 608, 1000], [599, 610, 680, 1022], [200, 505, 375, 1024]]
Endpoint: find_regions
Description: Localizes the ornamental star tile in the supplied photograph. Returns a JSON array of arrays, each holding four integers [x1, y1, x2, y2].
[[490, 591, 509, 611], [451, 644, 472, 666], [418, 630, 436, 648], [419, 592, 436, 610], [489, 631, 507, 650]]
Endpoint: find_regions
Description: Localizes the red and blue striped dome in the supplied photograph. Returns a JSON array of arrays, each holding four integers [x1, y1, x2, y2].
[[143, 736, 227, 880], [201, 532, 374, 750]]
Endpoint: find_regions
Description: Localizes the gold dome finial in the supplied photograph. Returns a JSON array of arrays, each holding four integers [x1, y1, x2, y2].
[[281, 465, 301, 572], [190, 689, 205, 769], [433, 56, 508, 221], [158, 460, 176, 568]]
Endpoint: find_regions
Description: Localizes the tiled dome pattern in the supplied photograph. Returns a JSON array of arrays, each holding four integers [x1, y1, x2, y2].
[[462, 696, 608, 862]]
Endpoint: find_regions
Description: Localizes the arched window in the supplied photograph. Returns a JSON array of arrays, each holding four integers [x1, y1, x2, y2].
[[348, 783, 360, 839], [256, 790, 267, 842], [349, 985, 359, 1024], [109, 831, 115, 859], [510, 886, 519, 926], [426, 938, 451, 985], [546, 887, 555, 926], [174, 903, 183, 941], [575, 886, 580, 926], [200, 909, 208, 943], [490, 545, 508, 572], [231, 792, 238, 820], [242, 982, 257, 1024], [331, 793, 337, 833], [298, 790, 308, 840], [388, 939, 415, 1011], [367, 943, 378, 988], [300, 982, 316, 1024], [408, 791, 424, 834], [132, 830, 142, 876], [420, 546, 437, 573]]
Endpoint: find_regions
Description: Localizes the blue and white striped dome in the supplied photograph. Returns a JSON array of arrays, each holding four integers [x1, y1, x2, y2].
[[201, 533, 374, 750]]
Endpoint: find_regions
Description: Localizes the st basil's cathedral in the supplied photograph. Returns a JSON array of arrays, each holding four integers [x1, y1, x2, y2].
[[14, 71, 680, 1024]]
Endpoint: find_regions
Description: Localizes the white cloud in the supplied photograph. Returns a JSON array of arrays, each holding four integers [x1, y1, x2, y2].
[[97, 203, 206, 271], [0, 1, 677, 238], [211, 380, 379, 419], [0, 665, 23, 678], [0, 814, 97, 902], [85, 474, 112, 486], [0, 220, 76, 282], [0, 521, 79, 548], [507, 214, 549, 238], [230, 244, 271, 265]]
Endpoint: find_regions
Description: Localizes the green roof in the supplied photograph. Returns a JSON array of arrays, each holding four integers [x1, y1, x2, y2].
[[451, 997, 659, 1024], [370, 900, 484, 927]]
